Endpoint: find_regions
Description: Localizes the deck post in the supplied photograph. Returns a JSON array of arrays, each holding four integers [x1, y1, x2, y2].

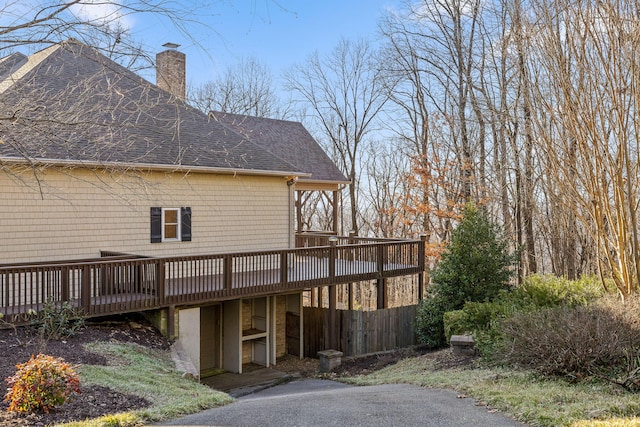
[[224, 255, 233, 292], [418, 235, 427, 301], [81, 265, 91, 313], [280, 252, 288, 285], [61, 266, 69, 302], [328, 237, 337, 278], [332, 190, 339, 234], [156, 261, 165, 305], [347, 230, 357, 310], [61, 266, 69, 303], [328, 237, 338, 349]]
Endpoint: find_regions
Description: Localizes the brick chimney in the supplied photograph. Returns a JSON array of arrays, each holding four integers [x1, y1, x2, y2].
[[156, 42, 185, 100]]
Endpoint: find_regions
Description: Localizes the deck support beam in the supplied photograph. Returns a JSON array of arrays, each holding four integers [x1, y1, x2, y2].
[[328, 285, 337, 349], [332, 190, 339, 234], [377, 278, 387, 309], [168, 305, 176, 339]]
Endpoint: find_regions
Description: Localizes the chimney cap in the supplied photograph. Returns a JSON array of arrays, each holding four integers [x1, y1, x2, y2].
[[162, 42, 180, 50]]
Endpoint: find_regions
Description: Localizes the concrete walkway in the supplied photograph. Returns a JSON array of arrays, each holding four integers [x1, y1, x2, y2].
[[200, 366, 294, 397], [155, 378, 527, 427]]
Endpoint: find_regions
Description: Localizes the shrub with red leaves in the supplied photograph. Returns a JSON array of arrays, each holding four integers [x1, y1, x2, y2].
[[4, 354, 80, 413]]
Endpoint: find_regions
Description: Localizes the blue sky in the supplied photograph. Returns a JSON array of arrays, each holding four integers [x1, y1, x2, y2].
[[132, 1, 400, 88], [3, 1, 402, 89]]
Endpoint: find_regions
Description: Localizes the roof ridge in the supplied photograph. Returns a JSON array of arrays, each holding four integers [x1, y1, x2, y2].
[[209, 111, 302, 126], [0, 43, 62, 95]]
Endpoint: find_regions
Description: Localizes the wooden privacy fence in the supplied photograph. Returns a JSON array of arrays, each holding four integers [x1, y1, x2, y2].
[[303, 305, 418, 357]]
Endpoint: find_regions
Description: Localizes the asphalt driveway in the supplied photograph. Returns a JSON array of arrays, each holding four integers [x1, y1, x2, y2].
[[155, 379, 526, 426]]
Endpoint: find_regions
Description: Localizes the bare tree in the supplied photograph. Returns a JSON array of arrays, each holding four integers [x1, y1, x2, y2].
[[284, 38, 390, 234], [399, 0, 483, 202], [511, 0, 538, 275], [378, 0, 490, 253], [531, 0, 640, 297], [189, 56, 288, 118], [0, 1, 210, 69], [361, 144, 412, 238]]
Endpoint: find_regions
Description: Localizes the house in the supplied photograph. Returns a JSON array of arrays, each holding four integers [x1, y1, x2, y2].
[[0, 40, 424, 375]]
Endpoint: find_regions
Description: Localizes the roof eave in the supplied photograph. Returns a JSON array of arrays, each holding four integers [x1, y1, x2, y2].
[[0, 157, 312, 179], [295, 178, 351, 191]]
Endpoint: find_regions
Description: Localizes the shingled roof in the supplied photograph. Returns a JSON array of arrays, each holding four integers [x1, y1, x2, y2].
[[210, 112, 349, 189], [0, 40, 305, 177]]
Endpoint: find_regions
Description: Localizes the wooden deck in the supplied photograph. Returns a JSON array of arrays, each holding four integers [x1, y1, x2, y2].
[[0, 236, 425, 323]]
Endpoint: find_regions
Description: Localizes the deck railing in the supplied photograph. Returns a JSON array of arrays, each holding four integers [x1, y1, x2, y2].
[[0, 237, 425, 323]]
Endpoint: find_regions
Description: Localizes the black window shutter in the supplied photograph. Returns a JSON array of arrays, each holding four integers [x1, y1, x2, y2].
[[181, 207, 192, 242], [150, 207, 162, 243]]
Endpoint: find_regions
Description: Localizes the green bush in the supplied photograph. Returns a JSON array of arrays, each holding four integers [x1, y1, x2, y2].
[[443, 274, 606, 358], [443, 309, 470, 339], [444, 299, 511, 340], [5, 354, 81, 413], [416, 296, 449, 348], [416, 203, 518, 348], [516, 274, 604, 308]]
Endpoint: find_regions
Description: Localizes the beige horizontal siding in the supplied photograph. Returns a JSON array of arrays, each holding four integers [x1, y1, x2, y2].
[[0, 166, 292, 263]]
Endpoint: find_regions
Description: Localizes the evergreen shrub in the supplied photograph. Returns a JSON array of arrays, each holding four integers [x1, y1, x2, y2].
[[416, 203, 518, 348]]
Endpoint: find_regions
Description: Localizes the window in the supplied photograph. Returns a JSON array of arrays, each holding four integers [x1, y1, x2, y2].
[[163, 208, 180, 241], [150, 207, 191, 243]]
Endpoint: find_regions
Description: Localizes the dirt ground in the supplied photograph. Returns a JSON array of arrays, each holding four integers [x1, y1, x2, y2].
[[0, 314, 475, 426]]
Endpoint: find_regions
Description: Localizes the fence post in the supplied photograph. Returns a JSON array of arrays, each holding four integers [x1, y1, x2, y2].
[[418, 235, 427, 301]]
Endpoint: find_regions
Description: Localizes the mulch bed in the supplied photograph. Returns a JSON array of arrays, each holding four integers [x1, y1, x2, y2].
[[0, 314, 171, 427], [276, 345, 475, 378]]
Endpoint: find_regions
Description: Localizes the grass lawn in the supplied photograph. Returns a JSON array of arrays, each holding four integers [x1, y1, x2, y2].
[[60, 341, 232, 427], [343, 352, 640, 427]]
